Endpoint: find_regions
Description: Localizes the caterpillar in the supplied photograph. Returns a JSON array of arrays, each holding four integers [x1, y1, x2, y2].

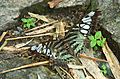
[[77, 11, 95, 36], [30, 11, 96, 62], [30, 43, 53, 58]]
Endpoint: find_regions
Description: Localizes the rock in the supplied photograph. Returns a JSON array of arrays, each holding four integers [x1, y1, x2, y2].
[[57, 0, 87, 8], [94, 0, 120, 61], [0, 56, 60, 79], [99, 1, 120, 45], [0, 0, 43, 31]]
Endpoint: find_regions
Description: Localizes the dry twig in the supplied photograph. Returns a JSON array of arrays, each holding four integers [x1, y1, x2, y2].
[[25, 25, 56, 35], [59, 67, 74, 79], [0, 60, 85, 74], [0, 61, 50, 74], [78, 54, 108, 62], [6, 33, 54, 41], [2, 46, 30, 53], [0, 31, 8, 42]]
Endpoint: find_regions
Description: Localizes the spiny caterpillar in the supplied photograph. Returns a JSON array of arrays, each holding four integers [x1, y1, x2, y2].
[[77, 11, 95, 36]]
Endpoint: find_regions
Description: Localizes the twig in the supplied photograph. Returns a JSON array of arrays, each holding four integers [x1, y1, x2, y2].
[[2, 46, 30, 53], [0, 59, 85, 74], [0, 31, 8, 42], [60, 67, 74, 79], [55, 67, 65, 79], [78, 54, 108, 62], [6, 33, 54, 41], [69, 69, 80, 79], [25, 25, 56, 35], [67, 64, 85, 69], [48, 0, 63, 8], [25, 21, 58, 32], [15, 39, 33, 48], [0, 40, 8, 51], [0, 61, 50, 74]]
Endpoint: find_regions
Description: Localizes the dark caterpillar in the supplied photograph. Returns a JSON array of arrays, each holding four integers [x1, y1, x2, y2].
[[30, 11, 96, 61], [77, 11, 95, 36], [30, 43, 54, 58]]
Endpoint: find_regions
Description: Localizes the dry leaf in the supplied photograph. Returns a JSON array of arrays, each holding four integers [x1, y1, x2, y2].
[[80, 51, 107, 79], [28, 12, 49, 22], [69, 69, 85, 79], [102, 43, 120, 79], [48, 0, 63, 8], [59, 21, 65, 37]]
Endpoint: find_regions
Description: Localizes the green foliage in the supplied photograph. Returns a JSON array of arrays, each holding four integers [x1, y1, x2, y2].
[[101, 64, 107, 75], [21, 18, 36, 28], [88, 31, 106, 48]]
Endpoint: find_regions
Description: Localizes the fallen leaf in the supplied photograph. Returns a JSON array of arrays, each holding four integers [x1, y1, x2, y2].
[[102, 42, 120, 79], [48, 0, 63, 8]]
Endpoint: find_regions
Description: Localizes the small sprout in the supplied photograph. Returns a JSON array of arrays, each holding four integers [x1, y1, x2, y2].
[[21, 18, 36, 29], [101, 64, 107, 75], [88, 31, 106, 48], [90, 38, 96, 47], [95, 31, 102, 39], [88, 35, 94, 40]]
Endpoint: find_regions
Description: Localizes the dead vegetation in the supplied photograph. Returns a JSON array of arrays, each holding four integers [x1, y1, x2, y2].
[[0, 5, 120, 79]]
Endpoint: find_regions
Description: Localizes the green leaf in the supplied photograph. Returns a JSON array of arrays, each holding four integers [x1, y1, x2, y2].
[[88, 35, 94, 40], [97, 40, 102, 46], [102, 38, 106, 43], [102, 64, 107, 70], [94, 46, 98, 50], [23, 24, 27, 28], [21, 18, 27, 23], [100, 38, 106, 46], [28, 18, 36, 22], [90, 39, 96, 47], [95, 31, 102, 39], [31, 23, 36, 27], [31, 18, 36, 21], [26, 24, 31, 28], [101, 70, 107, 75]]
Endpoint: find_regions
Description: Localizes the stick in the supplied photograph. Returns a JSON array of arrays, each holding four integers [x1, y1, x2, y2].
[[0, 61, 50, 74], [2, 46, 30, 53], [67, 64, 85, 69], [0, 59, 85, 74], [25, 25, 56, 35], [6, 33, 54, 41], [60, 67, 74, 79], [0, 40, 8, 51], [0, 31, 8, 42], [78, 54, 108, 62]]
